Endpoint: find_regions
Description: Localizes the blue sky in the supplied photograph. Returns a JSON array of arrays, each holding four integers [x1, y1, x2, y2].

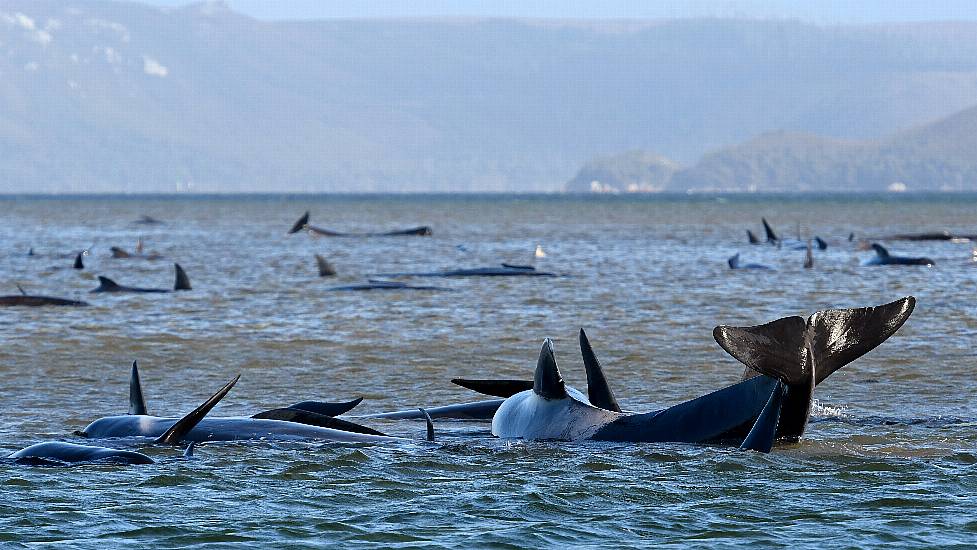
[[142, 0, 976, 23]]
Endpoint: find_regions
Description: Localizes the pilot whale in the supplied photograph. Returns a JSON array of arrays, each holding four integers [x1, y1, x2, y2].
[[378, 264, 557, 278], [0, 285, 88, 307], [91, 263, 192, 293], [328, 280, 450, 291], [80, 362, 432, 443], [728, 253, 772, 270], [289, 211, 432, 237], [864, 244, 934, 266], [490, 338, 787, 452]]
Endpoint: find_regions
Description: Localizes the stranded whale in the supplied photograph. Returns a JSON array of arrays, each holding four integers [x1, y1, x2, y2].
[[289, 211, 432, 237], [0, 285, 88, 307], [864, 244, 934, 266], [377, 264, 557, 278], [92, 264, 192, 293]]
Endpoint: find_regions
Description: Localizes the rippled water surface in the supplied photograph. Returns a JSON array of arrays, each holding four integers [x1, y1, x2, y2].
[[1, 194, 976, 548]]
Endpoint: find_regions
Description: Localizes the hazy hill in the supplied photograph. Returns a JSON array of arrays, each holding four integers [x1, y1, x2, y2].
[[1, 1, 976, 192], [668, 105, 977, 192]]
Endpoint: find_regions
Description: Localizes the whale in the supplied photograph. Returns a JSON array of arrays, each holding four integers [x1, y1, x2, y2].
[[749, 219, 827, 250], [81, 362, 432, 443], [863, 243, 934, 266], [289, 211, 432, 237], [315, 254, 337, 277], [728, 253, 772, 270], [489, 338, 787, 452], [91, 263, 192, 293], [133, 215, 164, 225], [7, 442, 156, 466], [0, 285, 88, 307], [327, 280, 450, 291], [377, 264, 557, 278]]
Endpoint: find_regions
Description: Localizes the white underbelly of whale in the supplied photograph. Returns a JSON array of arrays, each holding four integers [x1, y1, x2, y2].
[[491, 390, 621, 441]]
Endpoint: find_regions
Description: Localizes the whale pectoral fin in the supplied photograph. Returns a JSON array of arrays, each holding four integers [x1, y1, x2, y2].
[[739, 381, 787, 453], [578, 328, 621, 412], [289, 211, 310, 234], [155, 374, 240, 445], [419, 408, 435, 442], [533, 339, 567, 400], [128, 360, 148, 415], [174, 264, 191, 291], [807, 296, 915, 384], [713, 316, 811, 385], [287, 397, 363, 417], [253, 408, 388, 436], [450, 378, 534, 398]]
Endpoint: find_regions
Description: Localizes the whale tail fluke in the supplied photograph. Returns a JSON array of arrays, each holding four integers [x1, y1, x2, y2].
[[155, 374, 240, 445], [747, 230, 759, 244], [533, 339, 567, 400], [315, 254, 337, 277], [450, 378, 533, 398], [739, 381, 787, 453], [713, 316, 812, 386], [762, 218, 778, 243], [289, 211, 310, 234], [174, 264, 191, 291], [807, 296, 915, 384], [129, 360, 148, 415], [419, 408, 435, 442], [73, 253, 84, 270], [578, 328, 622, 412], [94, 276, 121, 292], [728, 253, 740, 269]]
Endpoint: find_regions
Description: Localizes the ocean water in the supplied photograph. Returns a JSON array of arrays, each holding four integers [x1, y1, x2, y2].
[[1, 194, 976, 548]]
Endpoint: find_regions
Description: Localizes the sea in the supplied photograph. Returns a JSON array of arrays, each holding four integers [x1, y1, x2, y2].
[[1, 193, 976, 548]]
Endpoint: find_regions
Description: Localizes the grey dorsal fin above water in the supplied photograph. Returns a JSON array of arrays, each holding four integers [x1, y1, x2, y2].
[[95, 276, 122, 292], [289, 211, 311, 234], [762, 218, 778, 243], [450, 378, 534, 398], [728, 253, 740, 269], [174, 264, 191, 291], [747, 230, 759, 244], [578, 328, 622, 412], [287, 398, 364, 417], [814, 237, 827, 250], [252, 408, 388, 436], [806, 296, 915, 385], [872, 243, 890, 258], [713, 315, 812, 386], [419, 408, 435, 442], [73, 253, 84, 270], [129, 361, 148, 415], [533, 339, 567, 400], [154, 374, 240, 445], [315, 254, 337, 277]]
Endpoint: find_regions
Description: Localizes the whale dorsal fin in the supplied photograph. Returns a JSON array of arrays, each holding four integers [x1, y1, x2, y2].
[[762, 218, 778, 242], [287, 398, 363, 417], [155, 374, 240, 444], [814, 237, 827, 250], [289, 211, 310, 234], [533, 339, 567, 400], [419, 408, 435, 442], [806, 296, 915, 384], [129, 360, 148, 415], [578, 328, 621, 412], [747, 230, 759, 244], [315, 254, 337, 277], [713, 316, 811, 385], [450, 378, 534, 397], [96, 276, 121, 291], [73, 253, 84, 270], [174, 264, 191, 291], [110, 247, 130, 258], [728, 253, 740, 269], [871, 243, 890, 258], [27, 248, 34, 256]]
